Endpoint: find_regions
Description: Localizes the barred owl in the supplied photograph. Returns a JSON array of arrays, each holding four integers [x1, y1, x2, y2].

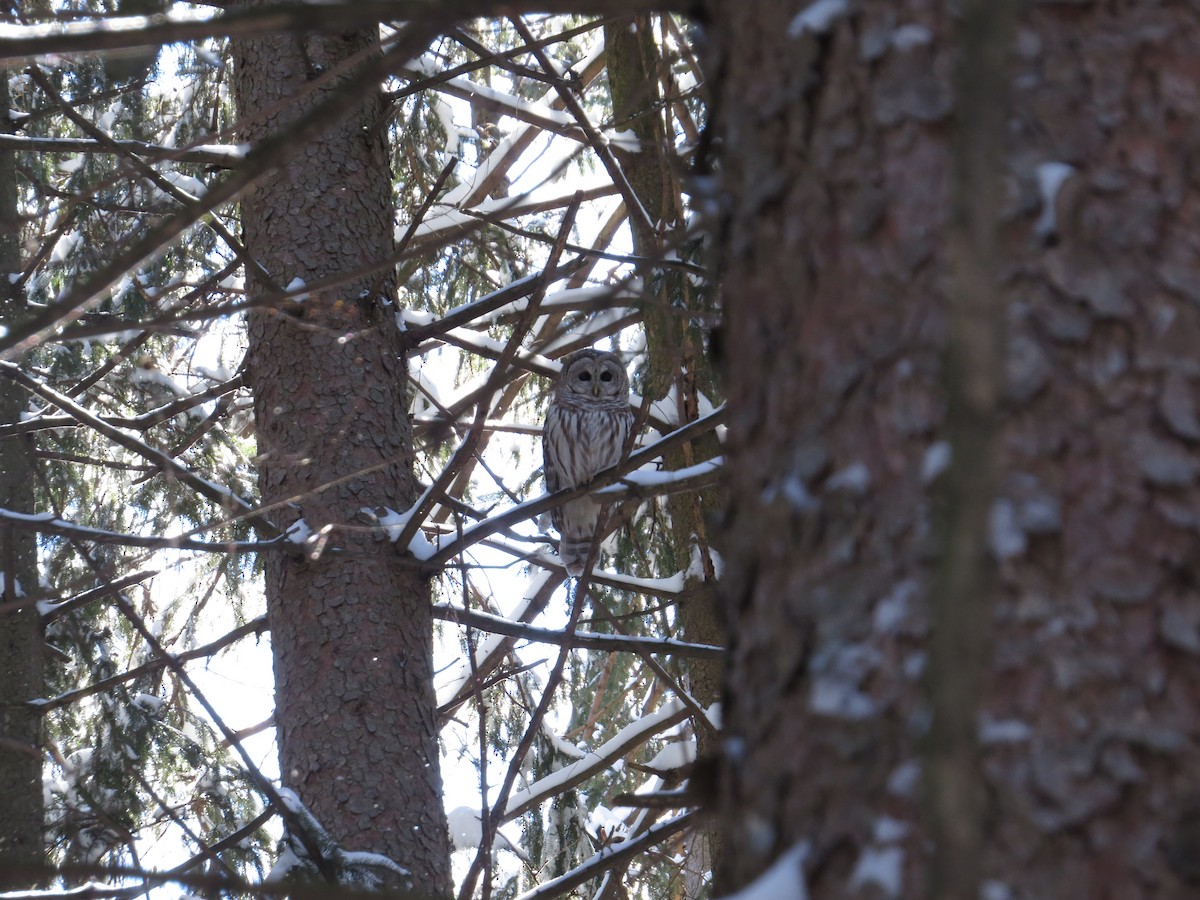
[[543, 349, 635, 576]]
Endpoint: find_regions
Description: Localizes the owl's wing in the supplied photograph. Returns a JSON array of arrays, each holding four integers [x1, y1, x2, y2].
[[542, 404, 564, 494]]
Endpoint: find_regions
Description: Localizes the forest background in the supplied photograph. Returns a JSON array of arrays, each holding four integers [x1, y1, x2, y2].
[[3, 2, 1199, 900]]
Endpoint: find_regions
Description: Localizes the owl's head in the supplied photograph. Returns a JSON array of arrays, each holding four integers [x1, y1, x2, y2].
[[555, 349, 630, 408]]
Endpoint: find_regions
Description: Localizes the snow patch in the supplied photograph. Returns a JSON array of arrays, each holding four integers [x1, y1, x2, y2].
[[788, 0, 850, 37], [891, 24, 932, 51], [826, 461, 871, 495], [978, 715, 1033, 745], [873, 579, 918, 635], [887, 759, 921, 797], [284, 518, 312, 545], [645, 740, 696, 773], [921, 441, 951, 483], [989, 498, 1027, 560], [716, 843, 808, 900], [360, 505, 442, 560], [1034, 161, 1075, 240], [809, 643, 880, 720], [849, 845, 903, 898], [0, 572, 25, 598]]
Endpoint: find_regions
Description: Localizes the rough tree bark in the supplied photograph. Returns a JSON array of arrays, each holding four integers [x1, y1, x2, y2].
[[232, 16, 452, 895], [710, 1, 1200, 898], [0, 68, 45, 890]]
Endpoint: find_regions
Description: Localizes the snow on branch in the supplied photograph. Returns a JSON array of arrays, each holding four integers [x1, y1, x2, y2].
[[512, 812, 695, 900], [502, 698, 690, 821], [0, 133, 244, 166], [0, 364, 281, 547], [30, 615, 268, 713], [594, 456, 723, 499], [419, 405, 727, 569], [269, 788, 410, 889], [0, 2, 675, 64], [434, 602, 724, 659], [402, 262, 583, 341]]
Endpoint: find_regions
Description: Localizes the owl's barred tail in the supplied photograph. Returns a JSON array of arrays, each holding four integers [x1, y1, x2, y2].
[[557, 535, 595, 577]]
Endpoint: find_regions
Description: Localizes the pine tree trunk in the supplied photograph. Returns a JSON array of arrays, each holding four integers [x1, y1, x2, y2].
[[605, 18, 724, 890], [0, 68, 45, 891], [711, 2, 1200, 898], [232, 19, 451, 895]]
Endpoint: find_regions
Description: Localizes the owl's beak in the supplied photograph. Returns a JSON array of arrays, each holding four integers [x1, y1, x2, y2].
[[593, 383, 601, 398]]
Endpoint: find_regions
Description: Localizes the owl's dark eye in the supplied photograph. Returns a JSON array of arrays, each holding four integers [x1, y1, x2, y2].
[[600, 370, 613, 382], [578, 371, 592, 382]]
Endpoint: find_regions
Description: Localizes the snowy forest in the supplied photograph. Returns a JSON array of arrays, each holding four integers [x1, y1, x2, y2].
[[2, 2, 1200, 900]]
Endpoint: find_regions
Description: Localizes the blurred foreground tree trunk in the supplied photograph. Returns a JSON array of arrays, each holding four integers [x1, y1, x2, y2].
[[710, 2, 1200, 899], [232, 15, 452, 894], [0, 68, 44, 890]]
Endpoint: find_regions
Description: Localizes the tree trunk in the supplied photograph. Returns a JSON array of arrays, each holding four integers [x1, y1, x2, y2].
[[0, 67, 45, 891], [606, 18, 724, 891], [232, 18, 451, 895], [710, 2, 1200, 899]]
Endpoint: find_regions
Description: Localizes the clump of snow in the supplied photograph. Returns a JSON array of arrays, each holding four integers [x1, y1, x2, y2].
[[602, 128, 640, 152], [132, 693, 164, 715], [645, 740, 696, 774], [161, 170, 207, 199], [270, 787, 411, 887], [890, 24, 932, 51], [921, 441, 951, 483], [763, 473, 819, 511], [0, 572, 25, 597], [849, 845, 903, 898], [50, 229, 81, 263], [981, 880, 1015, 900], [887, 759, 921, 797], [686, 540, 724, 582], [808, 643, 881, 720], [360, 505, 443, 560], [988, 498, 1027, 560], [872, 816, 909, 843], [716, 843, 808, 900], [446, 805, 527, 859], [978, 715, 1032, 745], [705, 702, 723, 730], [1034, 161, 1075, 240], [130, 365, 190, 398], [788, 0, 850, 37], [873, 579, 918, 635], [826, 462, 871, 495], [284, 518, 312, 545], [284, 276, 309, 302]]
